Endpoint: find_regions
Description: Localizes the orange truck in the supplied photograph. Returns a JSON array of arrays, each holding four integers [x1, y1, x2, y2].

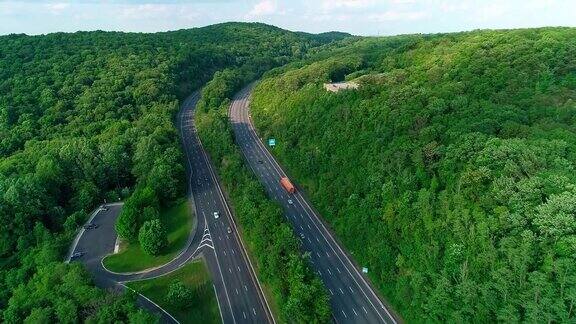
[[280, 177, 296, 193]]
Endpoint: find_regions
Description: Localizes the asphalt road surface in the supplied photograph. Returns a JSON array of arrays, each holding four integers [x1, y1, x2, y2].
[[229, 85, 399, 324], [69, 92, 273, 324]]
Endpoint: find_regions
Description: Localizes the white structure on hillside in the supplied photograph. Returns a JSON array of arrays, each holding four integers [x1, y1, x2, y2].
[[324, 81, 359, 92]]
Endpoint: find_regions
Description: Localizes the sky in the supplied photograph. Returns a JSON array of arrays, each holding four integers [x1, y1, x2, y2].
[[1, 0, 575, 36]]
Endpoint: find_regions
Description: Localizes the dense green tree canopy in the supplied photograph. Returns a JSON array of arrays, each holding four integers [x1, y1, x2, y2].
[[251, 27, 576, 322], [0, 22, 347, 321], [139, 219, 168, 256]]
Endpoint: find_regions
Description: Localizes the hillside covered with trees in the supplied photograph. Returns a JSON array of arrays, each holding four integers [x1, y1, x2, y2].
[[251, 27, 576, 322], [0, 23, 347, 322]]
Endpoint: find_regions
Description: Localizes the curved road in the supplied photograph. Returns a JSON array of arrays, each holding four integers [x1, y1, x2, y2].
[[229, 85, 400, 324], [69, 92, 274, 324]]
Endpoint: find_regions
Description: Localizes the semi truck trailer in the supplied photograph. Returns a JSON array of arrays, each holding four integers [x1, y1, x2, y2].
[[280, 177, 296, 193]]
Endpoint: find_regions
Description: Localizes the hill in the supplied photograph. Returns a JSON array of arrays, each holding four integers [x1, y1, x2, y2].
[[250, 27, 576, 322], [0, 22, 347, 322]]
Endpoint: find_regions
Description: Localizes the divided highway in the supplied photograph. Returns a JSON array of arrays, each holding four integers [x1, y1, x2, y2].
[[229, 85, 399, 324], [69, 92, 273, 324]]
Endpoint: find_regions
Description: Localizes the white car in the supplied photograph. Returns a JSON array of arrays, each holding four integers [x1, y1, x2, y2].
[[288, 199, 293, 205], [213, 211, 220, 219]]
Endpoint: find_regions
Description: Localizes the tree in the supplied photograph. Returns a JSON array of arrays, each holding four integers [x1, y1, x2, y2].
[[138, 219, 167, 256], [115, 205, 139, 242], [165, 280, 194, 310]]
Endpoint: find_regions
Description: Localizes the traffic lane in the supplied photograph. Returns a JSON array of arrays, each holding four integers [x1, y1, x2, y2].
[[197, 194, 253, 323], [182, 98, 250, 323], [244, 127, 390, 323], [179, 98, 244, 324], [236, 134, 371, 323], [186, 101, 270, 323], [237, 126, 379, 323], [204, 246, 235, 324], [181, 97, 248, 323], [200, 160, 267, 323], [230, 93, 388, 323]]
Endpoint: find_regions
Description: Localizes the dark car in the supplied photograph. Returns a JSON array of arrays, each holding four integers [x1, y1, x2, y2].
[[257, 160, 264, 164], [83, 223, 98, 230], [70, 251, 85, 260]]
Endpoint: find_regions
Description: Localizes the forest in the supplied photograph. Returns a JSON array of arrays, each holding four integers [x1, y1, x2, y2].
[[0, 23, 346, 322], [251, 27, 576, 322]]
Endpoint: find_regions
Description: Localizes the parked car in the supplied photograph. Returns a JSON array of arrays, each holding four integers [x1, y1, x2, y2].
[[83, 223, 98, 230], [70, 251, 85, 260]]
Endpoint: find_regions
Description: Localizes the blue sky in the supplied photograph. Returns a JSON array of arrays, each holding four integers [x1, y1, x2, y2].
[[1, 0, 575, 36]]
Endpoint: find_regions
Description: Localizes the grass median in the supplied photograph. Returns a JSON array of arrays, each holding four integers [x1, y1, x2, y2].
[[103, 199, 193, 273], [127, 259, 221, 324]]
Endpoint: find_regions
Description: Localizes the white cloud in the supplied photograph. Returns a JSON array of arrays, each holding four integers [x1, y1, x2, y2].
[[118, 4, 172, 20], [368, 10, 427, 22], [45, 3, 70, 15], [476, 3, 511, 21], [439, 2, 471, 13], [247, 0, 277, 17], [320, 0, 375, 11]]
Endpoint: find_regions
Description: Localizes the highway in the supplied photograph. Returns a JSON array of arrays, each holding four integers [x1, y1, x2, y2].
[[229, 85, 399, 324], [69, 92, 273, 324]]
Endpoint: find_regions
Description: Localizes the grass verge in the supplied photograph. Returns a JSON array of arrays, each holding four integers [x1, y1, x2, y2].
[[103, 199, 193, 272], [127, 259, 221, 324]]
